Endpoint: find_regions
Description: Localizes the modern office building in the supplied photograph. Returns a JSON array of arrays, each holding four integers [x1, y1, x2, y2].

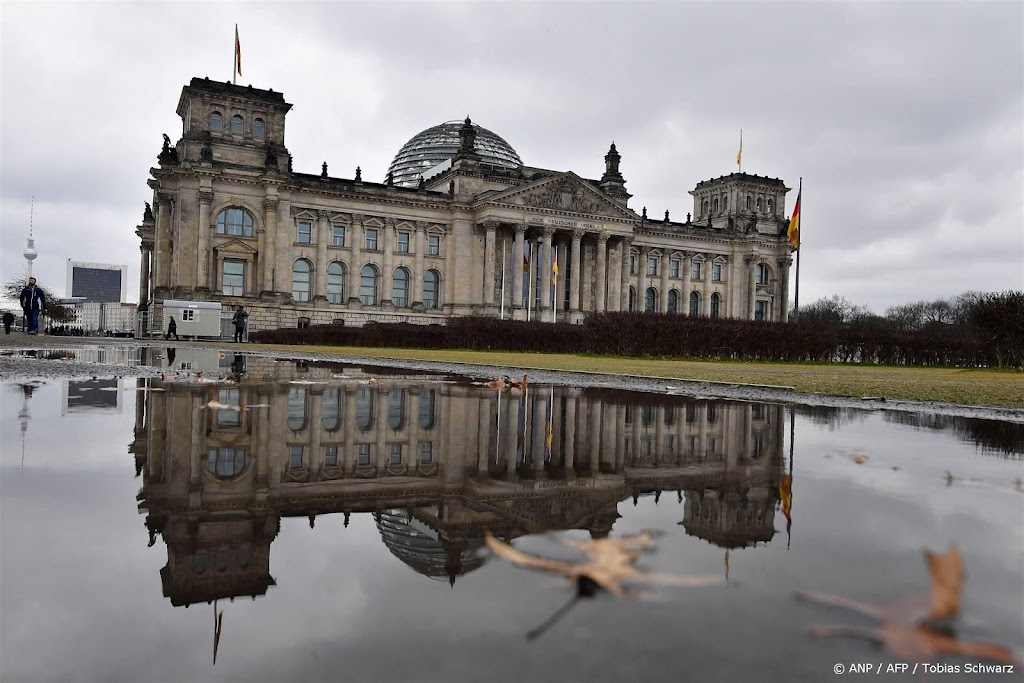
[[66, 260, 128, 303]]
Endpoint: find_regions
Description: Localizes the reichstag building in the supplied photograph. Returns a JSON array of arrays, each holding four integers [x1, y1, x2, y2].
[[138, 78, 795, 331]]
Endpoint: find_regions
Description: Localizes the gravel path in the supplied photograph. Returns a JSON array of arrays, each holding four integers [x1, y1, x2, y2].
[[2, 332, 1021, 422]]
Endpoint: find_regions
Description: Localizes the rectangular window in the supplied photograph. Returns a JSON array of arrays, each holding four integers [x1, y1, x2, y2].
[[670, 260, 680, 278], [297, 221, 312, 244], [365, 228, 379, 250], [712, 263, 723, 282], [217, 389, 240, 427], [289, 445, 304, 470], [640, 437, 652, 458], [691, 261, 702, 280], [428, 234, 440, 256], [324, 445, 339, 467], [751, 404, 764, 420], [332, 225, 346, 247], [630, 254, 638, 274], [397, 231, 410, 253], [707, 436, 717, 454], [419, 441, 433, 464], [686, 436, 697, 453], [389, 443, 403, 465], [664, 435, 675, 455], [647, 256, 658, 276], [623, 439, 630, 459], [357, 443, 371, 466], [181, 309, 195, 322], [755, 300, 768, 321], [222, 260, 244, 296]]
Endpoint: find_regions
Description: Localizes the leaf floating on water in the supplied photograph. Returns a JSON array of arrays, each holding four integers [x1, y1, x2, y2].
[[484, 531, 721, 597], [848, 454, 870, 465], [796, 544, 1023, 666]]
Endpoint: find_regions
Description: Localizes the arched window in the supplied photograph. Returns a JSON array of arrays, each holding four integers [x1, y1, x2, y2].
[[710, 292, 721, 318], [423, 270, 440, 309], [667, 289, 679, 314], [210, 111, 223, 131], [327, 262, 346, 304], [392, 267, 410, 307], [387, 389, 406, 430], [207, 448, 246, 477], [723, 195, 729, 211], [216, 207, 254, 237], [689, 291, 700, 316], [702, 200, 709, 216], [644, 287, 657, 313], [419, 388, 436, 429], [766, 198, 773, 216], [746, 195, 753, 210], [322, 388, 342, 431], [231, 115, 244, 135], [756, 197, 763, 212], [253, 118, 265, 139], [628, 286, 636, 312], [287, 388, 308, 431], [712, 198, 719, 214], [356, 387, 375, 431], [756, 263, 770, 284], [292, 259, 312, 302], [360, 264, 379, 305]]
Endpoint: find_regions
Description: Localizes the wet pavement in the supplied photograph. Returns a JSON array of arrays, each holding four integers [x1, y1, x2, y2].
[[1, 347, 1022, 682]]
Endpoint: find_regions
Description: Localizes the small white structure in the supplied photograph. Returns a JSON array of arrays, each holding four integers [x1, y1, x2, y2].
[[162, 300, 223, 338]]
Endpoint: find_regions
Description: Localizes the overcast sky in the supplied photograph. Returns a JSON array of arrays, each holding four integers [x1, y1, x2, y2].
[[1, 1, 1021, 312]]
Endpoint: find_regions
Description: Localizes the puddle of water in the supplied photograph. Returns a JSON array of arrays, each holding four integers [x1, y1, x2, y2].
[[1, 358, 1022, 683]]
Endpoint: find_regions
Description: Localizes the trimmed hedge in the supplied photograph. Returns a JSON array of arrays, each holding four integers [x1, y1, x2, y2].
[[250, 312, 1007, 368]]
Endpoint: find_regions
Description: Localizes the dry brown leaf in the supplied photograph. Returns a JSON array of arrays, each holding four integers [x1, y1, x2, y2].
[[925, 544, 963, 620], [849, 454, 870, 465], [485, 531, 721, 597], [796, 545, 1022, 666]]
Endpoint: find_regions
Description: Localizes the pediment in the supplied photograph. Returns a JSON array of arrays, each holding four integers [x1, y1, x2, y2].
[[480, 172, 638, 221], [214, 238, 258, 255]]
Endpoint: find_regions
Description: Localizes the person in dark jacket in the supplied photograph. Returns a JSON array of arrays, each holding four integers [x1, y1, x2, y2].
[[19, 277, 47, 335], [2, 311, 14, 334], [165, 316, 179, 341], [231, 306, 248, 343]]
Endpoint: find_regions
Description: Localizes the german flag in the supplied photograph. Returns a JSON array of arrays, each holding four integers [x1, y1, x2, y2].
[[234, 25, 242, 78], [787, 190, 800, 248]]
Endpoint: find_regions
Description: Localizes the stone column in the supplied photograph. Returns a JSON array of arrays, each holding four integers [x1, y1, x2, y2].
[[407, 389, 421, 468], [512, 225, 525, 313], [309, 391, 323, 474], [748, 255, 757, 320], [139, 246, 151, 307], [595, 232, 608, 312], [261, 196, 279, 295], [382, 218, 395, 306], [197, 189, 213, 290], [569, 229, 583, 316], [701, 253, 712, 316], [660, 252, 670, 312], [348, 215, 364, 306], [619, 237, 633, 310], [563, 392, 577, 472], [314, 210, 330, 300], [343, 389, 357, 474], [637, 246, 649, 311], [154, 194, 172, 289], [413, 222, 427, 307], [540, 227, 554, 315], [684, 251, 695, 315], [607, 240, 620, 312], [483, 221, 497, 307], [778, 256, 793, 322]]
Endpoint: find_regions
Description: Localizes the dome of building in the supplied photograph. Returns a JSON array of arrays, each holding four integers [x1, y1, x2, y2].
[[376, 509, 488, 583], [385, 120, 522, 188]]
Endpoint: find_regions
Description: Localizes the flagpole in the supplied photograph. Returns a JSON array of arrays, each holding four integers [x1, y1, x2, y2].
[[793, 177, 802, 322], [495, 389, 502, 463], [233, 24, 237, 85], [551, 244, 557, 324], [500, 238, 507, 320]]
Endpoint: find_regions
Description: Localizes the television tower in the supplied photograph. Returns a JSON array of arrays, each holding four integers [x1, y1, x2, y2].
[[24, 197, 38, 278]]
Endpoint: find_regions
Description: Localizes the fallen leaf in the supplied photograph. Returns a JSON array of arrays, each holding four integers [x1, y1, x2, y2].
[[849, 454, 869, 465], [485, 531, 721, 597], [796, 545, 1022, 666]]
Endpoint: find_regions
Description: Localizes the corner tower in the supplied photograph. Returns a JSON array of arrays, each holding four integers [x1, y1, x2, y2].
[[689, 173, 790, 236]]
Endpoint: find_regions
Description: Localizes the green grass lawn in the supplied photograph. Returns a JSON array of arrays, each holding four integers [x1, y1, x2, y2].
[[245, 343, 1024, 408]]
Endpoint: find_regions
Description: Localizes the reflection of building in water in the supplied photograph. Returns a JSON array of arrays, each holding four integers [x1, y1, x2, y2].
[[61, 378, 121, 415], [135, 361, 784, 605]]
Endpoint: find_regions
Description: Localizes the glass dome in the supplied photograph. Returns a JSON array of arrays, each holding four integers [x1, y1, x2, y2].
[[386, 121, 522, 188], [376, 509, 487, 582]]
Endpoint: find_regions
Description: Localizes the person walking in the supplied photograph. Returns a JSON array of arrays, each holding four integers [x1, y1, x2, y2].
[[19, 277, 47, 335], [2, 311, 14, 334], [231, 305, 248, 343], [165, 316, 179, 341]]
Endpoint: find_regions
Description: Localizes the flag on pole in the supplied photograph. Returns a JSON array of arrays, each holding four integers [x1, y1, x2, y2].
[[787, 188, 801, 248], [551, 256, 559, 285], [234, 24, 243, 78], [736, 129, 743, 169], [523, 243, 530, 272]]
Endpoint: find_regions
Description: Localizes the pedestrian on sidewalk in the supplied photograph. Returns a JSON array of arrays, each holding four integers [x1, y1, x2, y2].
[[19, 277, 47, 335]]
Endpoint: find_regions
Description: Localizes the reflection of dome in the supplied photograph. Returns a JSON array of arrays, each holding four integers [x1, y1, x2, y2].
[[385, 121, 522, 188], [376, 509, 487, 584], [681, 492, 776, 549]]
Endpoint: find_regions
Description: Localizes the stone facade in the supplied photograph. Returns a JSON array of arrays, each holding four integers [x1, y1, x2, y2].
[[137, 77, 795, 334], [133, 366, 785, 602]]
